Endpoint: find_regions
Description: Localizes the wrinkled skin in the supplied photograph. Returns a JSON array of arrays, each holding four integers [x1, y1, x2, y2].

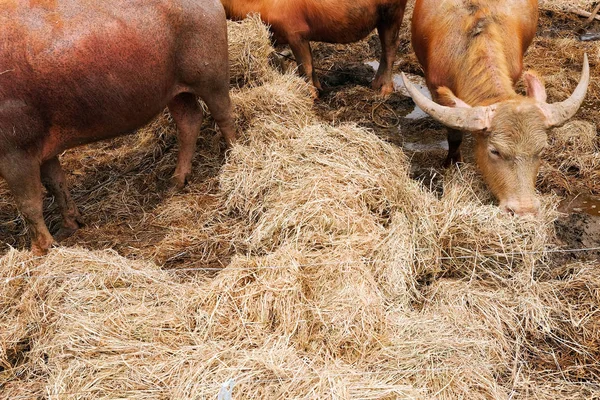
[[0, 0, 237, 255], [412, 0, 545, 215], [221, 0, 408, 97]]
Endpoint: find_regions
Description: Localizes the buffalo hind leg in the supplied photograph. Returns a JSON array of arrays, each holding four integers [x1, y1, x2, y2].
[[443, 128, 464, 167], [1, 155, 54, 255], [200, 84, 237, 150], [168, 93, 204, 190], [41, 156, 83, 241], [288, 37, 321, 99], [373, 18, 403, 96]]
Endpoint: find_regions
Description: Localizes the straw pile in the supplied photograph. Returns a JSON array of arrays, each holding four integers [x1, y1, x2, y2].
[[1, 17, 599, 400], [540, 119, 600, 194]]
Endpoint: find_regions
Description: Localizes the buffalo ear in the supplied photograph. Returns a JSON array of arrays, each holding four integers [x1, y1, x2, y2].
[[523, 71, 547, 103], [437, 87, 472, 108]]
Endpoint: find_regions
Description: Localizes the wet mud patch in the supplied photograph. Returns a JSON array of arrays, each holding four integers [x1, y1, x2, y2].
[[554, 194, 600, 263], [560, 194, 600, 218], [554, 213, 600, 263]]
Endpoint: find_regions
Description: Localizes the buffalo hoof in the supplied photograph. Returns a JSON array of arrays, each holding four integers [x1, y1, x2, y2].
[[371, 76, 394, 96], [309, 86, 320, 100], [55, 216, 84, 242], [170, 174, 189, 192], [55, 225, 79, 242], [377, 83, 394, 97], [31, 246, 49, 256], [31, 236, 56, 256]]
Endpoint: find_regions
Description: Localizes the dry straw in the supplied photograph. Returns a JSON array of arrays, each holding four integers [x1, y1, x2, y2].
[[1, 16, 599, 400]]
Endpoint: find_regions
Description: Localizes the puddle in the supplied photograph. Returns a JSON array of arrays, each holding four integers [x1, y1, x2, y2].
[[402, 140, 448, 152], [364, 60, 379, 70], [558, 194, 600, 217], [366, 60, 432, 120]]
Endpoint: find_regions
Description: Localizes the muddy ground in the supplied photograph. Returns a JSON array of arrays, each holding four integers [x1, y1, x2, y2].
[[0, 8, 598, 267]]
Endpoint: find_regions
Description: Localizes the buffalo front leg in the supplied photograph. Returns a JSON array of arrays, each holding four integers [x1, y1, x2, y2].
[[41, 156, 83, 241], [288, 37, 321, 99], [373, 20, 403, 96], [1, 155, 54, 255], [168, 93, 204, 190], [443, 128, 464, 167]]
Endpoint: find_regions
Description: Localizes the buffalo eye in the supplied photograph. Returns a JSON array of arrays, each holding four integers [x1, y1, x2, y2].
[[489, 148, 501, 157]]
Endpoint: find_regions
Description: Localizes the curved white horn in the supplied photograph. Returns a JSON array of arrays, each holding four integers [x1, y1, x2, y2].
[[538, 53, 590, 128], [400, 73, 496, 132]]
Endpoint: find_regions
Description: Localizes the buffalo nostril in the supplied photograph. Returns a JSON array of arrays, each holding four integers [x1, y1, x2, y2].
[[502, 205, 516, 216], [500, 198, 540, 217], [504, 206, 539, 217]]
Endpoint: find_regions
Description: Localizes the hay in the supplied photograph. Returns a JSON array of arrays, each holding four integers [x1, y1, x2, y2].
[[1, 16, 599, 400], [540, 120, 600, 194], [227, 15, 277, 88], [540, 0, 597, 12]]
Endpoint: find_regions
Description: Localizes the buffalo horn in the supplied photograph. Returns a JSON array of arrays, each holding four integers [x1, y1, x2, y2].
[[400, 73, 496, 132]]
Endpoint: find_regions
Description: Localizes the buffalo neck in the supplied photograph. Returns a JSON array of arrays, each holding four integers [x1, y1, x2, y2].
[[455, 21, 520, 107]]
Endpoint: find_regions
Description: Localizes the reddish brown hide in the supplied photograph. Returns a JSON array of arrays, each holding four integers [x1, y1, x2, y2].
[[0, 0, 237, 254], [403, 0, 589, 216], [221, 0, 408, 97]]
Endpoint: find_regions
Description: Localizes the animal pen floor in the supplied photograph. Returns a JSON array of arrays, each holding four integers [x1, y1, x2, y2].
[[1, 2, 599, 399]]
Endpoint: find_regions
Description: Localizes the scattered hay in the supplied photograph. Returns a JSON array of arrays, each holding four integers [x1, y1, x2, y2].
[[1, 14, 599, 400]]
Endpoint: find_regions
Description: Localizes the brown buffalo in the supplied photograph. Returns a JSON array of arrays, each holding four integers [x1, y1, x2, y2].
[[0, 0, 237, 255], [402, 0, 589, 215], [220, 0, 408, 97]]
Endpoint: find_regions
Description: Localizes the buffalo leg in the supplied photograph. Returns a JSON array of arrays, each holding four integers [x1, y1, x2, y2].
[[168, 93, 204, 189], [199, 85, 237, 149], [288, 37, 321, 99], [1, 155, 54, 255], [373, 19, 403, 96], [40, 156, 83, 241], [443, 128, 464, 167]]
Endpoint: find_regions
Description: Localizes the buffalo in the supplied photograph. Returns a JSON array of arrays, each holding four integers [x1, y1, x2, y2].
[[402, 0, 589, 215], [0, 0, 237, 254], [221, 0, 408, 97]]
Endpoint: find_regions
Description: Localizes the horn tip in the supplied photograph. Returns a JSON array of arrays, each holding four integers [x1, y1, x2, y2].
[[400, 72, 413, 91], [583, 53, 590, 77]]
